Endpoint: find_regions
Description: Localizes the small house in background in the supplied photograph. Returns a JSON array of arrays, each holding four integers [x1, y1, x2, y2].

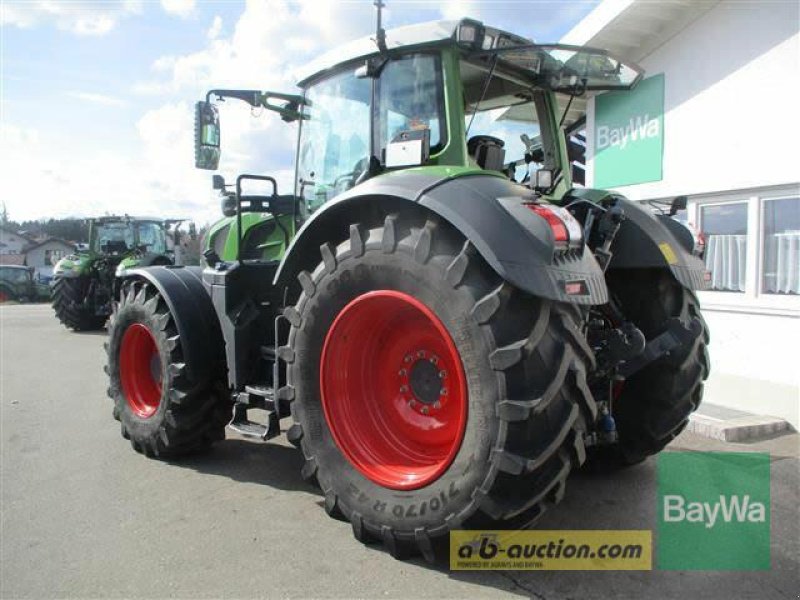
[[0, 226, 76, 281], [0, 225, 33, 256], [24, 238, 75, 281]]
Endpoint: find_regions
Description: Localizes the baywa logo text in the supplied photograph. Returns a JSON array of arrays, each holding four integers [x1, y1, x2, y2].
[[596, 113, 660, 150], [449, 530, 651, 571], [657, 452, 770, 570], [663, 494, 766, 528]]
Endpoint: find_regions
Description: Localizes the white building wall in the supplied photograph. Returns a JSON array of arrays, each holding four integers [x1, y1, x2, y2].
[[586, 0, 800, 199], [25, 240, 74, 279], [585, 1, 800, 428], [0, 229, 29, 255]]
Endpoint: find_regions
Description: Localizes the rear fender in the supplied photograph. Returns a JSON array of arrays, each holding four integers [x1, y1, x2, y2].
[[275, 171, 609, 305], [606, 198, 709, 291], [119, 266, 225, 385]]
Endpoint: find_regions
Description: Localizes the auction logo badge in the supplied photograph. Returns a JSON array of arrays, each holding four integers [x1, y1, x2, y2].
[[450, 530, 652, 570], [657, 452, 770, 570]]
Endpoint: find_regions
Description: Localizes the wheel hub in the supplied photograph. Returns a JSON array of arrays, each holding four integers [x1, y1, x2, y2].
[[320, 290, 467, 490], [119, 323, 162, 419], [400, 351, 448, 415]]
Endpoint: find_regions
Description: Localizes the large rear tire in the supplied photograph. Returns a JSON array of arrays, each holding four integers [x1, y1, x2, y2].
[[51, 276, 106, 331], [607, 269, 710, 464], [105, 279, 230, 458], [284, 213, 597, 560]]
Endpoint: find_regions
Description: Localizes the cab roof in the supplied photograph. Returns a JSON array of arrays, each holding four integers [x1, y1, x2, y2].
[[296, 18, 531, 87]]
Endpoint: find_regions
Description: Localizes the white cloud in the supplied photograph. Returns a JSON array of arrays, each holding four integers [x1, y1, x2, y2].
[[65, 91, 128, 107], [117, 0, 377, 224], [439, 0, 485, 21], [207, 15, 223, 40], [160, 0, 195, 19], [0, 1, 141, 36]]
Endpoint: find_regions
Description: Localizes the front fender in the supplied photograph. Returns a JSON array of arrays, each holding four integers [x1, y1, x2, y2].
[[275, 169, 608, 305], [119, 266, 224, 384], [53, 254, 92, 279]]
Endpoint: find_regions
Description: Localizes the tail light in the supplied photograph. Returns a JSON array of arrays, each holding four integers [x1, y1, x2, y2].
[[525, 203, 583, 251]]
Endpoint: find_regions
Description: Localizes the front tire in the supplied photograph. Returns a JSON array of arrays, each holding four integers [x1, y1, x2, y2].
[[284, 213, 597, 560], [51, 276, 106, 331], [105, 279, 230, 458]]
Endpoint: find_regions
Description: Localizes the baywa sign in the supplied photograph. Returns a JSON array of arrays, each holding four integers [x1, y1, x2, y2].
[[594, 74, 665, 189], [657, 452, 770, 570]]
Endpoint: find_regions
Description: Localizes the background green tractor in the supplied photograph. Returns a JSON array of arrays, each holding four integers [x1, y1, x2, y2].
[[104, 10, 709, 561], [0, 265, 49, 303], [51, 216, 183, 331]]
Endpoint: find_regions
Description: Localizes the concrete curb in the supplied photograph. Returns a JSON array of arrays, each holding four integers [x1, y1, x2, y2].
[[687, 406, 793, 442]]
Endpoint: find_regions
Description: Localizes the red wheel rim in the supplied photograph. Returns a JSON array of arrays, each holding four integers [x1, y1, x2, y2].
[[120, 323, 162, 419], [320, 290, 468, 490]]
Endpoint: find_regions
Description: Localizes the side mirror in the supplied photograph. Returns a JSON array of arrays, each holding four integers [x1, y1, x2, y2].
[[194, 101, 220, 170], [212, 174, 226, 190], [533, 168, 554, 191]]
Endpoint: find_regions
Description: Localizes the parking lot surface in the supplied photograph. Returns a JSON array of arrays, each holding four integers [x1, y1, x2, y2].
[[1, 303, 798, 599]]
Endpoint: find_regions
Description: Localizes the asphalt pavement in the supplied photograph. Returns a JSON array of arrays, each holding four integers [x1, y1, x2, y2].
[[1, 303, 798, 599]]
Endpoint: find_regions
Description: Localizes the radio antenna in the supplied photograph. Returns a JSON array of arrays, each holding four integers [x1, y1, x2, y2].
[[374, 0, 387, 53]]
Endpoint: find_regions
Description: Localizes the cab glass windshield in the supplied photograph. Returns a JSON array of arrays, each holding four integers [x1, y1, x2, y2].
[[137, 222, 167, 254], [375, 54, 445, 155], [298, 70, 371, 213], [480, 44, 642, 92], [93, 222, 134, 252]]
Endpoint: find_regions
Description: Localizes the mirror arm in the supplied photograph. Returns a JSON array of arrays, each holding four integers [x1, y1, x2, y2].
[[206, 89, 262, 107], [205, 89, 306, 120], [262, 92, 307, 122]]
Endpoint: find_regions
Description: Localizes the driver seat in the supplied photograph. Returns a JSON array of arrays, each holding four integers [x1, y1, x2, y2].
[[467, 135, 506, 172]]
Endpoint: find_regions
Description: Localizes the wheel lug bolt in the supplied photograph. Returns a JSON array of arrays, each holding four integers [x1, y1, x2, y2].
[[398, 368, 407, 376], [400, 385, 408, 393], [439, 370, 447, 379], [417, 350, 425, 358], [440, 388, 448, 396], [433, 401, 441, 409], [430, 356, 439, 365], [421, 406, 429, 415], [404, 354, 412, 363], [409, 399, 416, 407]]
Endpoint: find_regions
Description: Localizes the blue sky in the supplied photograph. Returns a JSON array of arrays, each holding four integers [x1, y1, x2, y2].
[[0, 0, 598, 224]]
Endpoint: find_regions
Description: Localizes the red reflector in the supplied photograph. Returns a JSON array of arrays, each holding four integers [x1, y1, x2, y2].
[[564, 280, 587, 295], [526, 204, 568, 243]]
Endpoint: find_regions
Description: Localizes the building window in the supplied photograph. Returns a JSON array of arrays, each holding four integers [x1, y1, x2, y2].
[[762, 198, 800, 295], [701, 202, 748, 293], [45, 249, 65, 267]]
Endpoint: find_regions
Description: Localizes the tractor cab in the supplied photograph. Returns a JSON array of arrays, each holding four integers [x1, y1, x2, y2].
[[91, 217, 168, 256], [194, 18, 642, 247]]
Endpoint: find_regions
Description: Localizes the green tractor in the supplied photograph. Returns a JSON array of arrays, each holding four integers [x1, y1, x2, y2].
[[104, 12, 709, 560], [52, 216, 183, 331], [0, 265, 49, 303]]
